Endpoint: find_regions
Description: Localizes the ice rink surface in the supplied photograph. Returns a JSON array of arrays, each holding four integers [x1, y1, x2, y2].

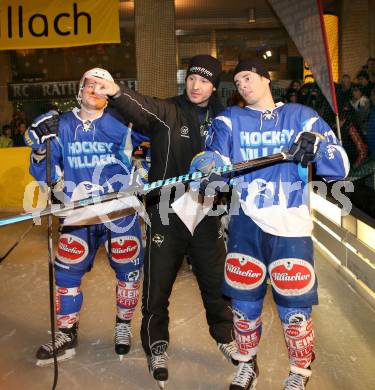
[[1, 218, 375, 390]]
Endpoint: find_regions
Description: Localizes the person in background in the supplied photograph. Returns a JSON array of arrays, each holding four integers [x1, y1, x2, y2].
[[361, 57, 375, 75], [286, 89, 299, 103], [357, 71, 373, 98], [288, 79, 302, 92], [367, 87, 375, 155], [13, 122, 27, 147], [0, 125, 14, 148], [335, 103, 368, 168], [350, 84, 370, 135], [337, 74, 353, 107]]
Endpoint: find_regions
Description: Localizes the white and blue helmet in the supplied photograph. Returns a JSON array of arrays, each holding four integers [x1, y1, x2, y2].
[[77, 67, 114, 105]]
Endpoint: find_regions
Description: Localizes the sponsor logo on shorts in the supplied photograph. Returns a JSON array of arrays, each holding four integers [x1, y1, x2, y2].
[[107, 236, 140, 263], [56, 234, 88, 264], [225, 253, 266, 290], [269, 258, 315, 296]]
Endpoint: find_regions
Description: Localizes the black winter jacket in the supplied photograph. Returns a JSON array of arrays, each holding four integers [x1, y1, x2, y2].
[[109, 85, 224, 187]]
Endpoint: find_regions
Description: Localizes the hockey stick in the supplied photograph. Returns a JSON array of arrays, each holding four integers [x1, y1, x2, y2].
[[0, 151, 291, 228], [0, 223, 34, 263], [46, 139, 59, 389]]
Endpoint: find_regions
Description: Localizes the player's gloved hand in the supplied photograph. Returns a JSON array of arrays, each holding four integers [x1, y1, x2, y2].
[[24, 111, 59, 148], [85, 75, 120, 99], [288, 131, 323, 167], [189, 151, 227, 197]]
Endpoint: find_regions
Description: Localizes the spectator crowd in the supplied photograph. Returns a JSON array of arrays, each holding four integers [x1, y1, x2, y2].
[[281, 57, 375, 169], [0, 117, 27, 148]]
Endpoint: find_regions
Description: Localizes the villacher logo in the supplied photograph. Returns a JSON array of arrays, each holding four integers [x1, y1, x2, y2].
[[269, 258, 315, 296], [225, 253, 266, 290], [1, 3, 92, 38]]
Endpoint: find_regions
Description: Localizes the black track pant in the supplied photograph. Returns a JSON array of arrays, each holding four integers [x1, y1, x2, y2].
[[141, 205, 234, 356]]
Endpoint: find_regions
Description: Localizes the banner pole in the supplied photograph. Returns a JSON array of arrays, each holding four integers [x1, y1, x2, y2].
[[335, 113, 342, 142]]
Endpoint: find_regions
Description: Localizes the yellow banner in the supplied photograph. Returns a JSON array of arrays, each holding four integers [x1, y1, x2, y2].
[[0, 147, 36, 210], [0, 0, 120, 50], [324, 14, 339, 83]]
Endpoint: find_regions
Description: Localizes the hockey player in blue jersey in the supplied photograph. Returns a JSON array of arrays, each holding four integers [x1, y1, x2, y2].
[[190, 58, 350, 390], [24, 68, 144, 365]]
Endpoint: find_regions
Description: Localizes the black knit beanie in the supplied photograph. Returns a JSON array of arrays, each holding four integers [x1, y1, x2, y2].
[[233, 58, 270, 81], [186, 55, 222, 87]]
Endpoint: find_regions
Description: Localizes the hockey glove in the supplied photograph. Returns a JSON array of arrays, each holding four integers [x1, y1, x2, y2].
[[24, 110, 59, 148], [189, 151, 227, 197], [288, 131, 323, 167]]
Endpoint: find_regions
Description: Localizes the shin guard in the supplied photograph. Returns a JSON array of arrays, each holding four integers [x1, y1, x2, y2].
[[232, 298, 263, 360], [278, 305, 315, 369]]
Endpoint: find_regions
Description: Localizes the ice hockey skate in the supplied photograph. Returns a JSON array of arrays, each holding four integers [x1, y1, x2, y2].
[[283, 366, 311, 390], [36, 325, 78, 367], [114, 317, 132, 360], [229, 357, 259, 390], [147, 353, 168, 389]]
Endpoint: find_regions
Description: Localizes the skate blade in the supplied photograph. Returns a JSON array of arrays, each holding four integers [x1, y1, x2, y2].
[[36, 348, 76, 367], [157, 380, 167, 389], [250, 378, 258, 390]]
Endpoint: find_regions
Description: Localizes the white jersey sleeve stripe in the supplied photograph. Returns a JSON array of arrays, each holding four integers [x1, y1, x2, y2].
[[216, 152, 231, 165], [216, 115, 233, 131]]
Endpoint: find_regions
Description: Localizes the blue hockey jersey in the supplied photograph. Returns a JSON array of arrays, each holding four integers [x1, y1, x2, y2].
[[206, 102, 350, 237], [29, 108, 144, 222]]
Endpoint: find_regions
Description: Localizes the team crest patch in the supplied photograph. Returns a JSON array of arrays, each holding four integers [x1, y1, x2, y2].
[[152, 233, 164, 247], [269, 258, 315, 296], [225, 253, 266, 290]]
